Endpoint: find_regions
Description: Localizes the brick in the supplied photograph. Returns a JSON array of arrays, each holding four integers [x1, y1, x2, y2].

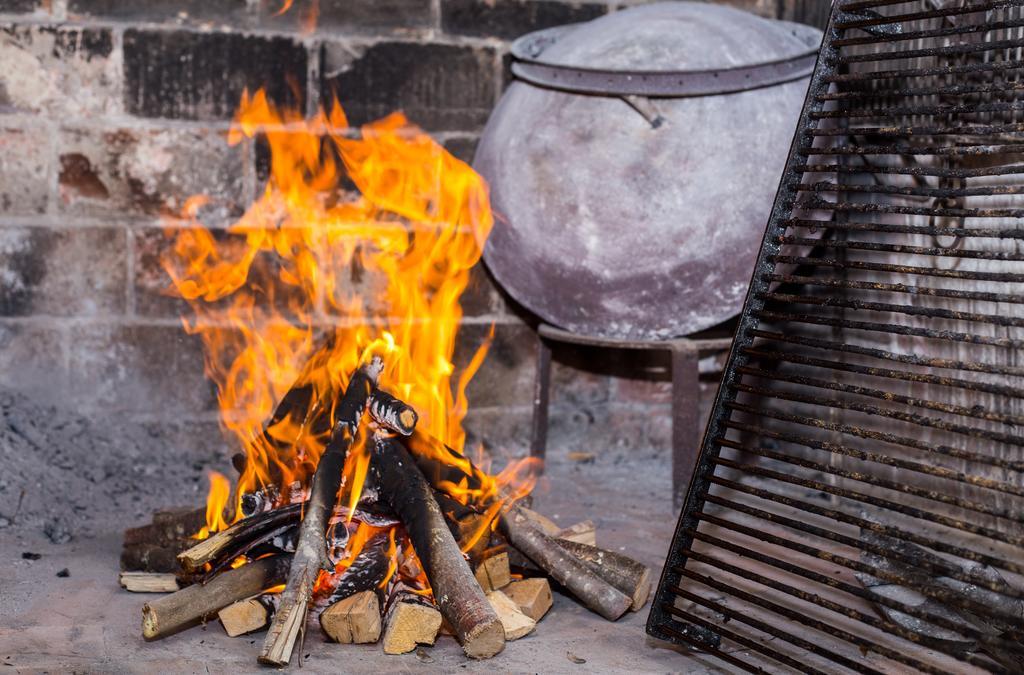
[[133, 227, 309, 320], [0, 323, 66, 401], [551, 356, 612, 407], [460, 406, 531, 455], [260, 0, 432, 33], [0, 227, 126, 317], [124, 29, 307, 121], [322, 42, 498, 131], [441, 0, 608, 40], [68, 0, 254, 26], [57, 128, 246, 218], [0, 0, 45, 13], [455, 321, 534, 409], [460, 263, 506, 317], [442, 135, 479, 166], [0, 26, 119, 116], [66, 323, 217, 415], [0, 129, 49, 215]]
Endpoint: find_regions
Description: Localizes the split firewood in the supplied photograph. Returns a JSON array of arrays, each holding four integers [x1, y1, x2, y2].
[[499, 507, 630, 621], [219, 597, 272, 637], [119, 572, 180, 593], [555, 539, 651, 611], [142, 555, 290, 640], [371, 434, 505, 659], [368, 390, 418, 436], [515, 507, 560, 536], [474, 552, 511, 592], [320, 590, 381, 644], [486, 590, 536, 640], [259, 357, 383, 667], [558, 520, 596, 546], [381, 588, 442, 655], [503, 578, 553, 622]]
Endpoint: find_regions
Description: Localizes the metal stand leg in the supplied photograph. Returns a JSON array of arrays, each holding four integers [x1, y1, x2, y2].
[[670, 342, 700, 508], [529, 334, 552, 466]]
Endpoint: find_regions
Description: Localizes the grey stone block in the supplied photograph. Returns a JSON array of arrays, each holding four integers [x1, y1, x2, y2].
[[0, 226, 126, 317], [0, 128, 49, 215]]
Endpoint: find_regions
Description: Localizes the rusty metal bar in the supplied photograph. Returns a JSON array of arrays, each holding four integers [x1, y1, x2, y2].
[[676, 567, 948, 674], [655, 621, 763, 674], [822, 59, 1024, 85], [798, 141, 1024, 157], [700, 495, 1024, 603], [779, 236, 1024, 262], [817, 81, 1024, 103], [793, 198, 1024, 218], [832, 16, 1024, 47], [782, 216, 1024, 238], [735, 360, 1024, 426], [717, 435, 1023, 520], [765, 276, 1024, 312], [793, 180, 1024, 199], [687, 526, 1024, 662], [811, 122, 1024, 137], [666, 587, 876, 674], [663, 604, 826, 674], [837, 38, 1024, 65], [834, 1, 1024, 31], [706, 475, 1024, 576], [766, 255, 1024, 284]]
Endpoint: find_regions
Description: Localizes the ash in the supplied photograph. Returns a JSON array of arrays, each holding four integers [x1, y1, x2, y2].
[[0, 389, 229, 542]]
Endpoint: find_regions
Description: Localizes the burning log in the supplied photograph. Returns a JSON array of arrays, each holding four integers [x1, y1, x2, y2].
[[434, 490, 491, 565], [381, 586, 442, 655], [320, 590, 382, 644], [499, 507, 631, 621], [368, 390, 418, 436], [555, 539, 651, 611], [178, 502, 303, 574], [142, 555, 289, 640], [371, 434, 505, 659], [259, 357, 382, 667]]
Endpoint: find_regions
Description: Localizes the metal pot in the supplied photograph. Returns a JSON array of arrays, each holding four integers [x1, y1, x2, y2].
[[474, 1, 822, 339]]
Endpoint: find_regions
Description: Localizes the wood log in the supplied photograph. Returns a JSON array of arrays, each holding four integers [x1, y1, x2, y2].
[[558, 520, 596, 546], [177, 502, 303, 574], [119, 572, 180, 593], [503, 578, 553, 622], [320, 590, 381, 644], [120, 543, 181, 573], [142, 556, 289, 639], [259, 357, 382, 667], [381, 589, 442, 655], [433, 490, 490, 565], [320, 530, 391, 606], [555, 539, 651, 611], [218, 598, 271, 637], [124, 507, 207, 547], [474, 552, 511, 592], [371, 435, 505, 659], [499, 507, 630, 621], [368, 390, 418, 436], [486, 590, 536, 640]]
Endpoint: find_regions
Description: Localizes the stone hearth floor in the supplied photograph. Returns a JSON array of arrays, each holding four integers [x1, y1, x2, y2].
[[0, 444, 743, 674]]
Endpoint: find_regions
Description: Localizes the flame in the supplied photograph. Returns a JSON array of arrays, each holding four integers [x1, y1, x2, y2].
[[164, 88, 538, 603]]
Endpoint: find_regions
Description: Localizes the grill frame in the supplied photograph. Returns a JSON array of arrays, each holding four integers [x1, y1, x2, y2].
[[646, 2, 1024, 672]]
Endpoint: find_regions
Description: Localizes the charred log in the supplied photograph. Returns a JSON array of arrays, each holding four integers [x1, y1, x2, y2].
[[371, 434, 505, 659], [320, 530, 391, 607], [178, 502, 304, 574], [259, 357, 382, 667], [368, 390, 418, 436], [142, 556, 290, 640]]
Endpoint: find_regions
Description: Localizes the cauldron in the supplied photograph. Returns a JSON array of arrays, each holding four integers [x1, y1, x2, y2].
[[474, 2, 821, 339]]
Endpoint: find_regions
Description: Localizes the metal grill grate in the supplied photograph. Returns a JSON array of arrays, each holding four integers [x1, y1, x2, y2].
[[647, 2, 1024, 672]]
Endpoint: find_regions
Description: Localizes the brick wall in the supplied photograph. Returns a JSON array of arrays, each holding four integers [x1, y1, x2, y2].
[[0, 0, 826, 456]]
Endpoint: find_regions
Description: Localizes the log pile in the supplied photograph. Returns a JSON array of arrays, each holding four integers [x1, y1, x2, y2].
[[121, 358, 651, 666]]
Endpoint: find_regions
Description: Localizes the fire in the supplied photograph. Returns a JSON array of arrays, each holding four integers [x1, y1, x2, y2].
[[196, 470, 231, 540], [163, 88, 536, 598]]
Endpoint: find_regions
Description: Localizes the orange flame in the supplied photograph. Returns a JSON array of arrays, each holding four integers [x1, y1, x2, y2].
[[196, 471, 231, 540]]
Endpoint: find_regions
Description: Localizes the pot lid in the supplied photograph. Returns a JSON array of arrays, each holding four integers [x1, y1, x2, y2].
[[510, 1, 821, 97]]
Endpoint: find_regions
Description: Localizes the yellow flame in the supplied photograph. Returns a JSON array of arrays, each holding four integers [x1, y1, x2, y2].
[[196, 470, 231, 539]]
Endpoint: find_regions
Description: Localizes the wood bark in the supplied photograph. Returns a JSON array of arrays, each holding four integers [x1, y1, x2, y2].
[[554, 539, 651, 611], [259, 358, 382, 667], [500, 507, 631, 621], [368, 390, 418, 436], [121, 543, 181, 574], [371, 435, 505, 659], [320, 530, 391, 607], [142, 556, 289, 639], [178, 502, 303, 574]]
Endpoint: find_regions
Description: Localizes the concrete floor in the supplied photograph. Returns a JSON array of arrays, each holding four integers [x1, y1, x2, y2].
[[0, 444, 737, 674]]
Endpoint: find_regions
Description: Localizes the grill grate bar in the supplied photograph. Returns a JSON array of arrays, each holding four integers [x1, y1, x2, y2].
[[656, 621, 764, 674], [676, 567, 947, 674], [687, 526, 1024, 660], [707, 475, 1024, 576], [700, 496, 1024, 603], [649, 5, 1024, 671], [716, 436, 1023, 518]]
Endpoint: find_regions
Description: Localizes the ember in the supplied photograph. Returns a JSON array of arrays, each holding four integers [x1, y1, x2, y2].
[[123, 90, 650, 665]]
